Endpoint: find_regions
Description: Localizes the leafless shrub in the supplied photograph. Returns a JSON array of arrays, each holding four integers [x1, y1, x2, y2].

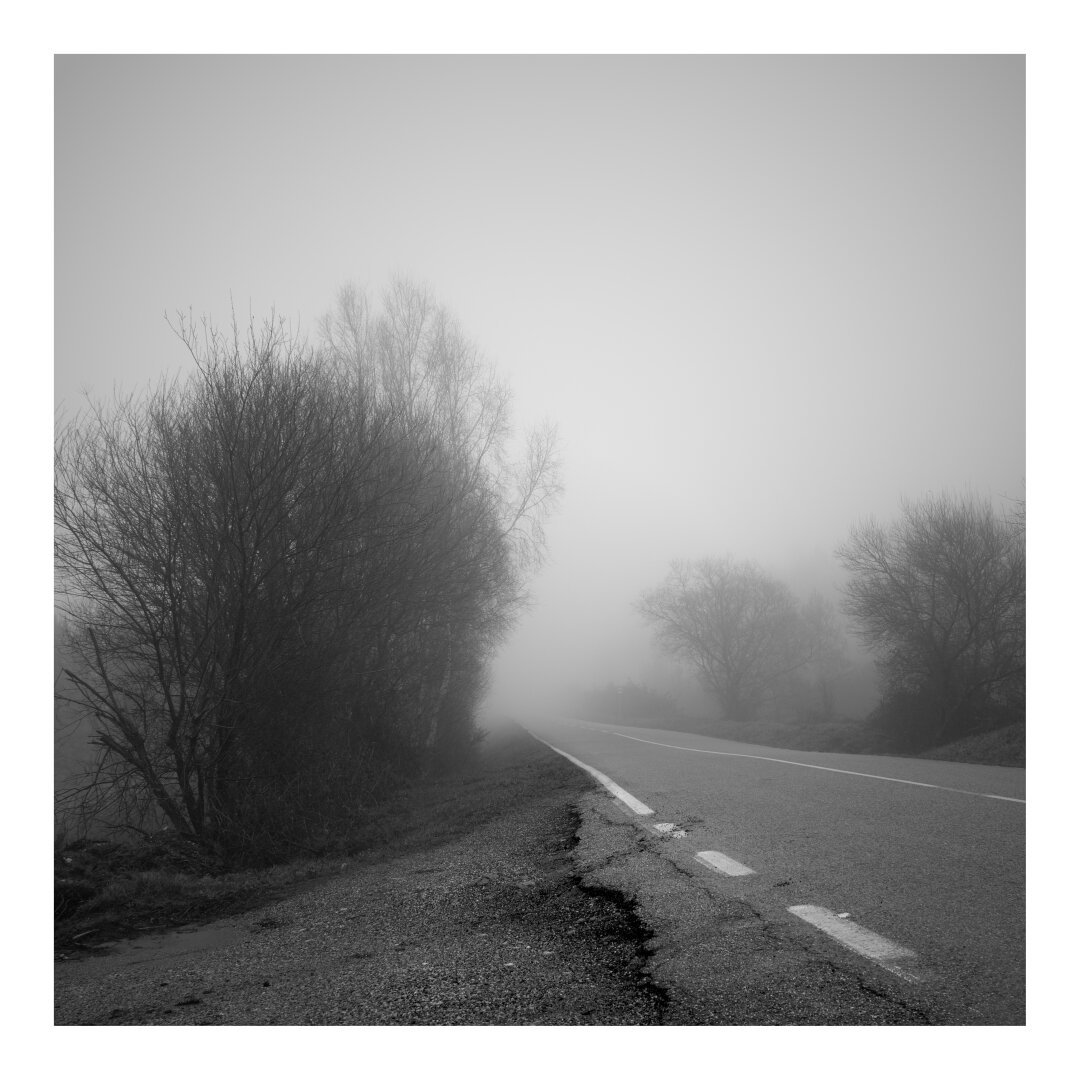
[[55, 283, 560, 860]]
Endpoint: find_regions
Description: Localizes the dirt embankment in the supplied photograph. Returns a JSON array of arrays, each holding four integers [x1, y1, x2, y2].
[[55, 729, 664, 1025]]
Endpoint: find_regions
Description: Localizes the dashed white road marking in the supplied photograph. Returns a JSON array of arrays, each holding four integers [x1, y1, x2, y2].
[[788, 904, 921, 982], [531, 735, 655, 816], [695, 850, 756, 877], [653, 823, 687, 838], [607, 731, 1025, 804]]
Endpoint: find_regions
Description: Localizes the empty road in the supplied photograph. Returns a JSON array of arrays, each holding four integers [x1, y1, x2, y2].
[[527, 717, 1025, 1024]]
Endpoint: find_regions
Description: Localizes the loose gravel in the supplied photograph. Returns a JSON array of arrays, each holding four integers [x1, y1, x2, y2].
[[55, 738, 663, 1025]]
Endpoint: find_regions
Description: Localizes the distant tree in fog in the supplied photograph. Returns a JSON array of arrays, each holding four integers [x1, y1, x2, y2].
[[577, 681, 686, 727], [637, 558, 839, 725], [837, 492, 1025, 747], [800, 591, 850, 721]]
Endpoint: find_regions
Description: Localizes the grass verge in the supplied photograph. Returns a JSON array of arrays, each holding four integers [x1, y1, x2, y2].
[[598, 714, 1025, 766], [55, 725, 561, 955], [917, 722, 1025, 767]]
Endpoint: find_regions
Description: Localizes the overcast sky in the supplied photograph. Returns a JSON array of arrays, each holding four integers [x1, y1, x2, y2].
[[54, 55, 1024, 716]]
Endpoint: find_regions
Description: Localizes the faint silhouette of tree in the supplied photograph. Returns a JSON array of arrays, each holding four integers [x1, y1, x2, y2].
[[837, 491, 1025, 746], [638, 558, 834, 725]]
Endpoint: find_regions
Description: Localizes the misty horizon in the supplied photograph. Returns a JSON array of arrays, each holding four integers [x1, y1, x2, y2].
[[54, 55, 1024, 724]]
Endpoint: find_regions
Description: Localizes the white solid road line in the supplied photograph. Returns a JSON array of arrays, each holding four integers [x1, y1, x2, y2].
[[531, 735, 655, 816], [695, 850, 756, 877], [788, 904, 921, 982], [607, 731, 1025, 804]]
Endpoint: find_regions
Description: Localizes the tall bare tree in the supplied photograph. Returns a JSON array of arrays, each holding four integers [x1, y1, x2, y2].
[[320, 280, 561, 756]]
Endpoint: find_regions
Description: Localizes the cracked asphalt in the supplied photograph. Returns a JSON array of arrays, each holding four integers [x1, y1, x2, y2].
[[54, 724, 994, 1025], [55, 735, 662, 1025], [537, 716, 1025, 1024], [574, 790, 935, 1024]]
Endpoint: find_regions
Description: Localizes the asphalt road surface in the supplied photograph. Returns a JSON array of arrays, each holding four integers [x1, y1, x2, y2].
[[527, 717, 1025, 1024]]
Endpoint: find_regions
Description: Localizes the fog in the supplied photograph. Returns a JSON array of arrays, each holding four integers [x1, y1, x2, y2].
[[54, 56, 1024, 727]]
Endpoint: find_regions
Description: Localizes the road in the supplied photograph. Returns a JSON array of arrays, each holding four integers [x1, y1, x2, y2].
[[526, 716, 1025, 1024]]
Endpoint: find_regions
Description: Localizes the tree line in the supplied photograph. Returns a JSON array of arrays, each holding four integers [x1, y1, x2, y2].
[[54, 281, 560, 861], [638, 492, 1024, 750], [577, 681, 687, 728]]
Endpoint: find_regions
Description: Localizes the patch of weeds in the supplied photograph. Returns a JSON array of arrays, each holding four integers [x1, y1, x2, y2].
[[56, 727, 587, 952], [54, 839, 344, 951], [344, 730, 588, 863]]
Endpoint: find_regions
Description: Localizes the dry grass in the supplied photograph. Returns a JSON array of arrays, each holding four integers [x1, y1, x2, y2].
[[55, 727, 567, 951], [917, 723, 1025, 767]]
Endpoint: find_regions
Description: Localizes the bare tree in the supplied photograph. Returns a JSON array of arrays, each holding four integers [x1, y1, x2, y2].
[[638, 558, 830, 725], [55, 315, 372, 849], [320, 280, 561, 757], [56, 284, 561, 857], [836, 491, 1025, 746]]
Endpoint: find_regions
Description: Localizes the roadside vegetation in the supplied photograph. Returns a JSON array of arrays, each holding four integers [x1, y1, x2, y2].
[[620, 490, 1025, 764], [917, 722, 1025, 767], [575, 683, 1024, 766], [55, 280, 560, 867], [56, 726, 561, 953]]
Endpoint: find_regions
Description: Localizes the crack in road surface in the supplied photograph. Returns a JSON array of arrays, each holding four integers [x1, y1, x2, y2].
[[570, 792, 936, 1024]]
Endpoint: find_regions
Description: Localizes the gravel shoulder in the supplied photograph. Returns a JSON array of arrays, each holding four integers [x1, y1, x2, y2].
[[54, 729, 663, 1025]]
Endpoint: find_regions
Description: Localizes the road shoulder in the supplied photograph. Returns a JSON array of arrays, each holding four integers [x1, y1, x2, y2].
[[55, 731, 662, 1025]]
